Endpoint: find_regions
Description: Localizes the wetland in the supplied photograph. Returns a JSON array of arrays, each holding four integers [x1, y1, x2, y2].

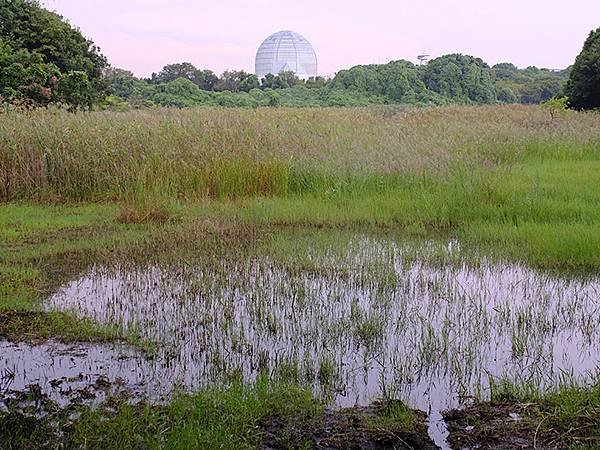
[[2, 106, 600, 448]]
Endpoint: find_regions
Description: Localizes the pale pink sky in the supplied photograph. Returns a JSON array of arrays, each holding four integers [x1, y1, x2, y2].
[[42, 0, 600, 78]]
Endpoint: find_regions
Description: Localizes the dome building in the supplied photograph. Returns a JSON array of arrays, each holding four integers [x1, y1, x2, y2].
[[255, 30, 318, 80]]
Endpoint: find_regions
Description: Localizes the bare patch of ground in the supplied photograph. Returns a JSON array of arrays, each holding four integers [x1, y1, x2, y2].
[[444, 401, 600, 450], [261, 401, 438, 450]]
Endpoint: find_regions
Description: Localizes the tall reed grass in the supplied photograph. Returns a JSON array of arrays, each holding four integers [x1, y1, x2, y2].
[[1, 105, 599, 203]]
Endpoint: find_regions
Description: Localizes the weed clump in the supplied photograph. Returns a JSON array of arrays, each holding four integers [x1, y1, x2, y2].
[[116, 205, 173, 224]]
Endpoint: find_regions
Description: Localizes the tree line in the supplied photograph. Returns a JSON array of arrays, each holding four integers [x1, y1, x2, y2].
[[1, 0, 598, 110], [102, 56, 571, 109]]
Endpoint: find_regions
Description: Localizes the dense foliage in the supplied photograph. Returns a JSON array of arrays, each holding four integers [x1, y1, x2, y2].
[[493, 63, 570, 104], [0, 0, 107, 108], [0, 0, 584, 110], [565, 27, 600, 110], [421, 55, 497, 103], [101, 57, 570, 109]]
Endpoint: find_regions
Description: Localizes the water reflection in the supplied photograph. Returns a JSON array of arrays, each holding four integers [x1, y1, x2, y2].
[[2, 238, 599, 434]]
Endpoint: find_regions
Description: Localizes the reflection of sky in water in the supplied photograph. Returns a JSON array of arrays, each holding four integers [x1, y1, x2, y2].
[[2, 238, 600, 446]]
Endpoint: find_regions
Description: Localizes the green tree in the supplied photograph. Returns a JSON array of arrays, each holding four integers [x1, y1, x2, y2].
[[0, 0, 107, 106], [421, 54, 496, 103], [493, 63, 569, 104], [199, 69, 219, 91], [213, 90, 257, 107], [330, 65, 382, 94], [277, 71, 301, 87], [260, 73, 295, 90], [103, 67, 140, 99], [0, 38, 61, 104], [216, 70, 258, 92], [100, 94, 130, 112], [151, 77, 211, 107], [380, 60, 426, 101], [329, 60, 428, 103], [565, 27, 600, 110], [57, 70, 95, 110], [239, 73, 259, 92], [150, 63, 202, 85], [496, 85, 518, 103], [542, 96, 569, 122], [305, 76, 328, 89], [263, 88, 281, 106], [259, 73, 275, 89], [0, 0, 106, 86], [518, 78, 564, 104]]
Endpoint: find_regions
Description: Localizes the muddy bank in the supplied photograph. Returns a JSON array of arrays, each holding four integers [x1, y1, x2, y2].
[[444, 401, 600, 449], [0, 385, 136, 450], [261, 401, 437, 450], [0, 340, 163, 407], [1, 384, 438, 450], [4, 375, 600, 449]]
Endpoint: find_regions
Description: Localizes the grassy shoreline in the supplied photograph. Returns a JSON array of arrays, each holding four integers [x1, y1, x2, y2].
[[1, 376, 441, 450]]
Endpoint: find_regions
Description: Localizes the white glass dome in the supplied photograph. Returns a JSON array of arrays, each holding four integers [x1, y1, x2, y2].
[[255, 30, 318, 80]]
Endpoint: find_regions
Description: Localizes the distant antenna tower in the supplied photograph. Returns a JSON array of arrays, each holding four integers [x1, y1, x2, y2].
[[417, 54, 430, 65]]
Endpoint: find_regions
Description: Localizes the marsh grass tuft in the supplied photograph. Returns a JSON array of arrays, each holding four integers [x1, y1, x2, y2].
[[116, 204, 173, 224]]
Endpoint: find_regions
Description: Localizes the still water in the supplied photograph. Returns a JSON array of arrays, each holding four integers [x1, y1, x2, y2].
[[2, 237, 599, 446]]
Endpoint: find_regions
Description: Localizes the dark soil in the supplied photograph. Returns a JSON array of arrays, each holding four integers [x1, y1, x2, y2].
[[260, 401, 438, 450], [444, 401, 600, 450], [0, 383, 135, 450]]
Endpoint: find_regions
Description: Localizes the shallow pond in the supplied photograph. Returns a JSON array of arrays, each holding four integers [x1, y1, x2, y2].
[[2, 237, 600, 447]]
